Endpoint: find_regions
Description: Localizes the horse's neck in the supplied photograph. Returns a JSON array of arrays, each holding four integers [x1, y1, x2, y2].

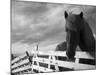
[[83, 18, 91, 29], [83, 18, 95, 38]]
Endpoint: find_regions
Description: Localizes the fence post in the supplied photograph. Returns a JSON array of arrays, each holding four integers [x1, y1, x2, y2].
[[48, 56, 52, 69], [52, 56, 59, 71], [75, 58, 79, 63], [48, 55, 59, 71], [32, 50, 40, 73]]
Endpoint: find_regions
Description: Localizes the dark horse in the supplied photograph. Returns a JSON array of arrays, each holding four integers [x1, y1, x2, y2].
[[64, 11, 96, 60], [56, 11, 96, 61]]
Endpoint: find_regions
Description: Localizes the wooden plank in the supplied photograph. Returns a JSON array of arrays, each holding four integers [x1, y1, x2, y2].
[[52, 56, 59, 71], [12, 65, 31, 73], [75, 58, 80, 63], [32, 57, 95, 70], [51, 60, 95, 70], [75, 51, 94, 59], [23, 71, 35, 74], [32, 51, 95, 59], [48, 56, 52, 69], [12, 59, 29, 69], [73, 63, 95, 70], [11, 54, 26, 64], [32, 64, 54, 72], [32, 51, 66, 57]]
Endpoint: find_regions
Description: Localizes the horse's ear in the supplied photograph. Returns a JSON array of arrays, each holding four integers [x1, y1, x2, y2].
[[79, 12, 83, 18], [64, 11, 68, 18]]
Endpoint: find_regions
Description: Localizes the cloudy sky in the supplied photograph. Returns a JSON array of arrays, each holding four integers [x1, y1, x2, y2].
[[11, 0, 96, 55]]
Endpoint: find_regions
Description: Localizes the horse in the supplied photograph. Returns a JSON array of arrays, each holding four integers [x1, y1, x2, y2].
[[56, 11, 96, 61], [64, 11, 96, 60]]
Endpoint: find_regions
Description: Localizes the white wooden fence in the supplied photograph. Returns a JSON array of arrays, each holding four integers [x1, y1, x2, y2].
[[11, 51, 96, 75], [11, 53, 33, 75]]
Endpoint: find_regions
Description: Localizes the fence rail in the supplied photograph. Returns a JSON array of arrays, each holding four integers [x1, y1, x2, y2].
[[11, 54, 26, 65], [11, 59, 29, 69]]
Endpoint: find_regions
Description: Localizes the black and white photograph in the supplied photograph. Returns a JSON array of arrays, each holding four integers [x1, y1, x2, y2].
[[11, 0, 96, 75]]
